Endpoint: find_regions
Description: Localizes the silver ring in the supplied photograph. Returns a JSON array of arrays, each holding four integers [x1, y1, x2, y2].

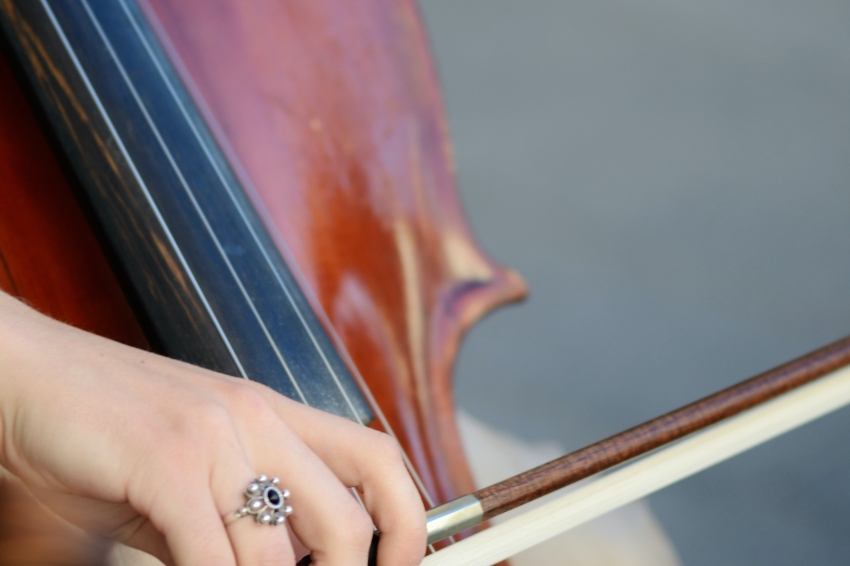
[[227, 475, 292, 526]]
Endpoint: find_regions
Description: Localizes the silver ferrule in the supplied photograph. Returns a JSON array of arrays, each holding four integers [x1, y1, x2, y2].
[[425, 494, 484, 545]]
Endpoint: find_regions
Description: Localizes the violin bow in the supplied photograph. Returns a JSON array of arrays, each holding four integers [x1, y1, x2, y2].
[[422, 335, 850, 565]]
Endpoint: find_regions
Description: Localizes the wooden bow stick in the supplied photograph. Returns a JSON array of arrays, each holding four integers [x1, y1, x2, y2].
[[423, 335, 850, 565]]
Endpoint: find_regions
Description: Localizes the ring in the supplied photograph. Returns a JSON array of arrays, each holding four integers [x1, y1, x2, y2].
[[227, 475, 292, 526]]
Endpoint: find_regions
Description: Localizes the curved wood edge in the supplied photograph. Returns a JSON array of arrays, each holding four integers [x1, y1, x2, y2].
[[427, 269, 528, 505], [409, 0, 529, 506], [0, 248, 16, 295], [139, 0, 527, 517]]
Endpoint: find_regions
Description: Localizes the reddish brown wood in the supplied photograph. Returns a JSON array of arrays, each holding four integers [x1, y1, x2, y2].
[[0, 55, 148, 348], [474, 334, 850, 520], [0, 50, 148, 566], [0, 1, 525, 559], [141, 0, 527, 511]]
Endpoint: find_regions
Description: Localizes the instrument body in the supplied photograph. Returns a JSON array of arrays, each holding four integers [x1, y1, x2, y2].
[[0, 0, 523, 562], [1, 2, 846, 565], [0, 47, 146, 349], [0, 42, 142, 566], [139, 0, 526, 505]]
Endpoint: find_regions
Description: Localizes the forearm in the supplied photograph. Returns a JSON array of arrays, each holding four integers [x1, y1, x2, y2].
[[0, 291, 27, 467], [0, 289, 426, 566], [0, 291, 71, 470]]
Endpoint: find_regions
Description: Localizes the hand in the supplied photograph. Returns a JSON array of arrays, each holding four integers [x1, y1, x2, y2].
[[0, 291, 426, 566]]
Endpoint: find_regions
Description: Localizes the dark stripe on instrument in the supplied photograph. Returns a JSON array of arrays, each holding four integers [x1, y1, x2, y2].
[[113, 0, 370, 425], [0, 0, 372, 422]]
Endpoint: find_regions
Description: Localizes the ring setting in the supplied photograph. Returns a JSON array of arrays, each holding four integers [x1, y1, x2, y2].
[[232, 475, 292, 526]]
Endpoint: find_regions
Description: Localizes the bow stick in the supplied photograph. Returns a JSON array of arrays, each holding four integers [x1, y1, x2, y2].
[[423, 335, 850, 563]]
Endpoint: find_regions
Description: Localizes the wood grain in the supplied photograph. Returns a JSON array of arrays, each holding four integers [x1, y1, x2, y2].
[[474, 334, 850, 520], [426, 363, 850, 565], [0, 49, 148, 347], [0, 43, 145, 566], [141, 0, 527, 512]]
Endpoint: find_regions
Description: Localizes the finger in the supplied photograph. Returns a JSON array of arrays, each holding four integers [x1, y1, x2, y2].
[[225, 497, 296, 566], [266, 439, 373, 566], [286, 521, 311, 561], [301, 417, 426, 566], [208, 440, 297, 566], [243, 388, 426, 566], [237, 410, 374, 566], [146, 482, 236, 566], [128, 409, 244, 566]]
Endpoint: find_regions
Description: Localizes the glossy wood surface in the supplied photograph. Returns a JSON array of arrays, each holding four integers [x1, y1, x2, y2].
[[0, 53, 147, 348], [142, 0, 527, 507], [0, 1, 525, 561], [0, 49, 145, 566]]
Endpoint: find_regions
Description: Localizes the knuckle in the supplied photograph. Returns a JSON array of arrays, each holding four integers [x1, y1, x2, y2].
[[222, 381, 273, 415], [370, 432, 404, 466], [193, 400, 235, 434]]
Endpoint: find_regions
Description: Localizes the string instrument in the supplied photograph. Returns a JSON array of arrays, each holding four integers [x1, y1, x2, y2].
[[2, 2, 849, 565], [0, 0, 523, 562]]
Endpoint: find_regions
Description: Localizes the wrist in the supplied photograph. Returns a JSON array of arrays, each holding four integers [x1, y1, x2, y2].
[[0, 292, 46, 468]]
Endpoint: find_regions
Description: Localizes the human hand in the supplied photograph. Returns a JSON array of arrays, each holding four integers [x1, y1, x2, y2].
[[0, 291, 426, 566]]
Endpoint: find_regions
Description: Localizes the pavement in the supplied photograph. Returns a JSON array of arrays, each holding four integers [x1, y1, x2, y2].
[[418, 1, 850, 564]]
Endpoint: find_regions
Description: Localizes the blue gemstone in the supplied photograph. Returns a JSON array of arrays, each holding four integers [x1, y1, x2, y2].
[[264, 486, 283, 508]]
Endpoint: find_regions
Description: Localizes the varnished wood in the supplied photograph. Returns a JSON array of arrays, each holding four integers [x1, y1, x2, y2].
[[473, 335, 850, 520], [2, 0, 378, 418], [425, 362, 850, 565], [0, 0, 259, 380], [0, 46, 145, 566], [141, 0, 527, 509], [0, 51, 147, 347], [0, 2, 525, 563]]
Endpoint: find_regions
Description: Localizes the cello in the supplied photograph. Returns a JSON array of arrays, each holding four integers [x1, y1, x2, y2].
[[2, 2, 850, 565], [0, 0, 524, 563]]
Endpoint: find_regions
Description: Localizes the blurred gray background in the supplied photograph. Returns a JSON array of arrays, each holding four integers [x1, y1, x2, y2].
[[418, 1, 850, 564]]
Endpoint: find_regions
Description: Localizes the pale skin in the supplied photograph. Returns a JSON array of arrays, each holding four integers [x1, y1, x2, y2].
[[0, 290, 426, 566]]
